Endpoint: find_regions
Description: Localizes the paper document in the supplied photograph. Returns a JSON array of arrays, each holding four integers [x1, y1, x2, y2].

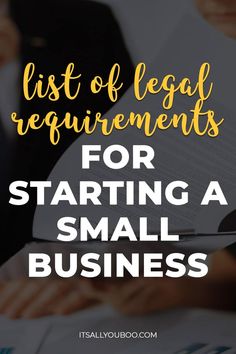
[[33, 13, 236, 254]]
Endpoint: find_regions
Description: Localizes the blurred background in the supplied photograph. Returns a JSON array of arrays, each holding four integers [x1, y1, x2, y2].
[[1, 1, 236, 352]]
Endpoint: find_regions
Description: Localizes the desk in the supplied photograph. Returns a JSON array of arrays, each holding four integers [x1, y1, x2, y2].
[[1, 306, 236, 354]]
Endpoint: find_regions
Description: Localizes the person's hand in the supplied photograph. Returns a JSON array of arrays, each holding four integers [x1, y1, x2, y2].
[[0, 16, 20, 67], [80, 278, 185, 316], [80, 250, 236, 316], [195, 0, 236, 39], [0, 278, 96, 319]]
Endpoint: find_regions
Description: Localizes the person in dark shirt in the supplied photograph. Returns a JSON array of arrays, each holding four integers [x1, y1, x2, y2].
[[0, 0, 134, 264], [0, 0, 134, 318]]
